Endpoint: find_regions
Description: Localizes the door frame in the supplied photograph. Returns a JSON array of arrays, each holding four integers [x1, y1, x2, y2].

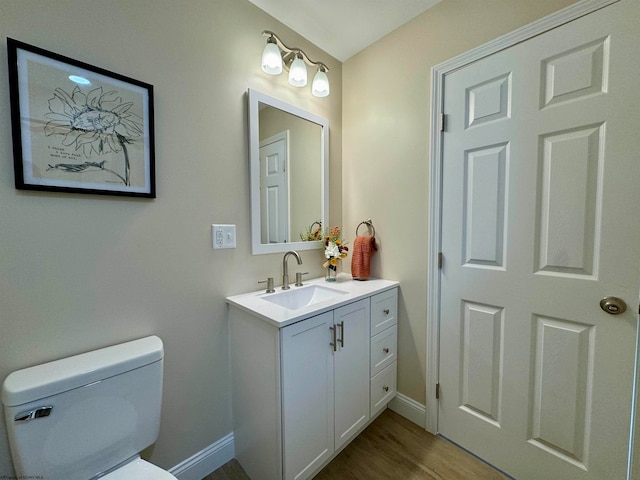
[[425, 0, 624, 436]]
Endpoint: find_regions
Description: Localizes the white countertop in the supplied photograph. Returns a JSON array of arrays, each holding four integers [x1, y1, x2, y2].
[[226, 275, 399, 328]]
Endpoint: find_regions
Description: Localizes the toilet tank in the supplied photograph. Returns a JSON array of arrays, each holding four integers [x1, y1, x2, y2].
[[1, 336, 164, 480]]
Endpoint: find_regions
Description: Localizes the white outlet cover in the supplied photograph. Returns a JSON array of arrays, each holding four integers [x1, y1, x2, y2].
[[212, 224, 236, 249]]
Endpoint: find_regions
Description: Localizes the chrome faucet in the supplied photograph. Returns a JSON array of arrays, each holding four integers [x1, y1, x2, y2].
[[282, 250, 302, 290]]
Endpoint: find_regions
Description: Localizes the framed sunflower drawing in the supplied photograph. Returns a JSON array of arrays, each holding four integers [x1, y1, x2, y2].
[[7, 38, 156, 198]]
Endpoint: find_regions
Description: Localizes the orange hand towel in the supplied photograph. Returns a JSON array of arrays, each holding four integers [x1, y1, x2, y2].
[[351, 235, 377, 280]]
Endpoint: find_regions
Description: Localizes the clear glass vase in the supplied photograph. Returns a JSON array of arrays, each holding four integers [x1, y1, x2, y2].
[[325, 265, 337, 282]]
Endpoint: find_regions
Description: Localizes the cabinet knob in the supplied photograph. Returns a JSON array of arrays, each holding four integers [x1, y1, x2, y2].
[[383, 385, 390, 392], [383, 309, 390, 315], [383, 347, 390, 354]]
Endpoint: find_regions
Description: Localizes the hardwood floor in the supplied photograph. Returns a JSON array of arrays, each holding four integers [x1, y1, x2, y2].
[[204, 409, 509, 480], [204, 459, 250, 480]]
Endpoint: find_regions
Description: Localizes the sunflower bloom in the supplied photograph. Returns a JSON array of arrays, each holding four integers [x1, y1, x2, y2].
[[44, 86, 143, 185]]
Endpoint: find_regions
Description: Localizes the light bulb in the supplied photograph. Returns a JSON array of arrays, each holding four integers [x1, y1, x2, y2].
[[311, 68, 330, 97], [288, 54, 307, 87], [261, 39, 282, 75], [69, 75, 91, 85]]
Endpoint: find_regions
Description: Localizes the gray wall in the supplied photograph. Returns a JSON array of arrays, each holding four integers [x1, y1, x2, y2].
[[342, 0, 577, 403], [0, 0, 341, 473], [1, 0, 596, 475]]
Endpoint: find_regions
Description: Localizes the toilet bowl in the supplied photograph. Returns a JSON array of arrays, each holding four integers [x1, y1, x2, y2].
[[1, 336, 177, 480], [101, 457, 177, 480]]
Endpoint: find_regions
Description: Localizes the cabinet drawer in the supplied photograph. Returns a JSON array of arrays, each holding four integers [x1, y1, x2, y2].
[[370, 288, 398, 336], [370, 362, 396, 417], [370, 325, 397, 376]]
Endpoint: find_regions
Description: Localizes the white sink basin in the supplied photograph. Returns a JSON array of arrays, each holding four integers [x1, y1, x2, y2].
[[262, 284, 348, 310], [227, 277, 399, 327]]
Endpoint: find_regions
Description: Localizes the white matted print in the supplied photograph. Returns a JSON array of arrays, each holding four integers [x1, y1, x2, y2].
[[7, 38, 155, 198]]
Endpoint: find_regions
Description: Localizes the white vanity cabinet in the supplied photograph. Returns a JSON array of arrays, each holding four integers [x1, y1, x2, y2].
[[281, 299, 370, 479], [227, 279, 398, 480]]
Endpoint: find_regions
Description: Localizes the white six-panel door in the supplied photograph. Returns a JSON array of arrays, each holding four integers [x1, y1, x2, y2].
[[260, 132, 289, 244], [438, 1, 640, 478]]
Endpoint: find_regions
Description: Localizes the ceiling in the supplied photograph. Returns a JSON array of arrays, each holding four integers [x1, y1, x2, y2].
[[248, 0, 442, 62]]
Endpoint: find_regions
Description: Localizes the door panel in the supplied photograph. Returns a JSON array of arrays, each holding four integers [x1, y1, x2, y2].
[[463, 143, 508, 268], [460, 301, 503, 427], [260, 132, 289, 244], [529, 315, 594, 466], [439, 2, 640, 478], [535, 125, 602, 277]]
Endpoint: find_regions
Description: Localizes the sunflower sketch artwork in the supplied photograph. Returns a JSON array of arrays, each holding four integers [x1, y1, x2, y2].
[[8, 38, 156, 197], [45, 86, 142, 186]]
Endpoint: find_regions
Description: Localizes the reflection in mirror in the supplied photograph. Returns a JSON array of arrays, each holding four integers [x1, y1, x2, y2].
[[248, 89, 329, 255], [259, 105, 322, 243]]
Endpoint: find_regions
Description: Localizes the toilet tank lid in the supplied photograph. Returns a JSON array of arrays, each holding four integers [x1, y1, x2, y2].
[[2, 336, 163, 407]]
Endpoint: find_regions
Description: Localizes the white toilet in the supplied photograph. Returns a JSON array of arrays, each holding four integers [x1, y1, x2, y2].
[[2, 335, 177, 480]]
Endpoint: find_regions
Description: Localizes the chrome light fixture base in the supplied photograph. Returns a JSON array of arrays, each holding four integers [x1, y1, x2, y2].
[[261, 31, 330, 97]]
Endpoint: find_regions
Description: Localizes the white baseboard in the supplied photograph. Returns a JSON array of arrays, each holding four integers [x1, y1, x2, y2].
[[167, 396, 423, 480], [169, 432, 235, 480], [388, 393, 426, 429]]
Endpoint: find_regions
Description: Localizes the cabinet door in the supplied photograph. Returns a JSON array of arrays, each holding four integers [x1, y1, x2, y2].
[[333, 299, 370, 450], [281, 312, 334, 480]]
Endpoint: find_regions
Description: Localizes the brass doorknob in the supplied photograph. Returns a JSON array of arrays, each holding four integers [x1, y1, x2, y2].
[[600, 296, 627, 315]]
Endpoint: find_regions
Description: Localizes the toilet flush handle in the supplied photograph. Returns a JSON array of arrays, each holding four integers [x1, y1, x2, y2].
[[14, 405, 52, 423]]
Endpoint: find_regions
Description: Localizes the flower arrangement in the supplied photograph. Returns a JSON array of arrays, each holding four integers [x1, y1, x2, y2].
[[300, 222, 323, 241], [323, 226, 348, 281]]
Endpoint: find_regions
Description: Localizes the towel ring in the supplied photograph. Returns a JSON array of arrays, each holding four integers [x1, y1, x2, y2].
[[356, 219, 375, 237]]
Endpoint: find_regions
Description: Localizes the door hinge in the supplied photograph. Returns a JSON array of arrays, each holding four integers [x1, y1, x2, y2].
[[435, 383, 440, 399], [439, 113, 446, 132], [438, 252, 443, 270]]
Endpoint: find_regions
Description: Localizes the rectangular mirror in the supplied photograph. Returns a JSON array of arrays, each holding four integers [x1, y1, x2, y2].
[[248, 89, 329, 255]]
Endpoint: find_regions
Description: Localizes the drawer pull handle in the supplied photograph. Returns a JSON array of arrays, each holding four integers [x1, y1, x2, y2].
[[383, 347, 390, 354], [383, 309, 390, 315], [329, 326, 337, 352], [383, 385, 390, 392], [337, 321, 344, 347]]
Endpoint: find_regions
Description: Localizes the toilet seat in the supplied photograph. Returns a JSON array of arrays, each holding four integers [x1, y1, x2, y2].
[[100, 457, 177, 480]]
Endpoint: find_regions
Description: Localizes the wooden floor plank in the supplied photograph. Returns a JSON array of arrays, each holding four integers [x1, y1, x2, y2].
[[203, 409, 508, 480], [314, 410, 508, 480]]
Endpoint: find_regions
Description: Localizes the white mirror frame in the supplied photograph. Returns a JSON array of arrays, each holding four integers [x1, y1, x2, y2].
[[248, 88, 329, 255]]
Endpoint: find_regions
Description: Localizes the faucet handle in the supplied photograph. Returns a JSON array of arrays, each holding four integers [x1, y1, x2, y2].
[[295, 272, 309, 287], [258, 277, 275, 293]]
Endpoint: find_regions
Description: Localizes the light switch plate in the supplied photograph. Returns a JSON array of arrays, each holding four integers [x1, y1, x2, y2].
[[212, 224, 236, 249]]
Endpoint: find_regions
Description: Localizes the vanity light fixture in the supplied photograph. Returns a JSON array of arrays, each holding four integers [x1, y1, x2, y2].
[[311, 66, 330, 98], [261, 31, 330, 97], [261, 35, 282, 75], [288, 52, 307, 87]]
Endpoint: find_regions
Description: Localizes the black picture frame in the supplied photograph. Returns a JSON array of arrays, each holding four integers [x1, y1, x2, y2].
[[7, 38, 156, 198]]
